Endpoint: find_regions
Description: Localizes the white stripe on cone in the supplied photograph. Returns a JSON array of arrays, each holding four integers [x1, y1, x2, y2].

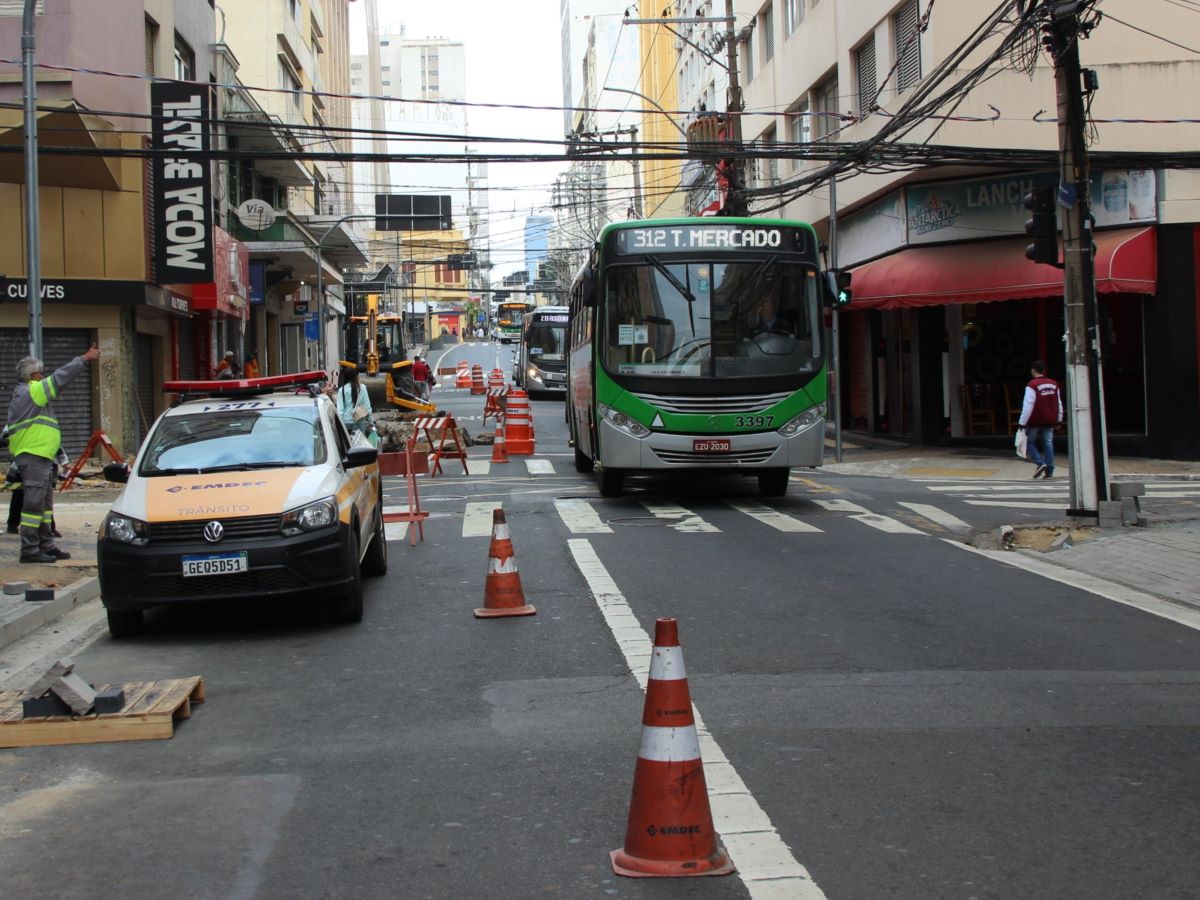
[[647, 646, 687, 682], [638, 724, 702, 762], [493, 523, 511, 541], [488, 556, 518, 574]]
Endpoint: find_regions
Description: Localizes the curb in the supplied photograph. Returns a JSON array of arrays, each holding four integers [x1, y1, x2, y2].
[[0, 576, 101, 652]]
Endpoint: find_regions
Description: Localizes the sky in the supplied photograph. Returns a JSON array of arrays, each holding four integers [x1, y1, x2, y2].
[[348, 0, 568, 282]]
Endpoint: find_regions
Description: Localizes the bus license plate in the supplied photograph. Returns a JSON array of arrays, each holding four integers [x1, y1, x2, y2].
[[693, 438, 731, 453], [181, 552, 249, 577]]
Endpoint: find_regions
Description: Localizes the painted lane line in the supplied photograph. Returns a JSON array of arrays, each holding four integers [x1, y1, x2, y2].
[[383, 522, 409, 542], [1139, 490, 1200, 498], [525, 458, 555, 475], [641, 501, 721, 533], [462, 501, 503, 537], [925, 483, 1065, 492], [553, 498, 613, 534], [566, 539, 827, 899], [946, 540, 1200, 633], [814, 499, 926, 535], [964, 500, 1067, 510], [957, 492, 1069, 500], [897, 502, 971, 532], [727, 500, 822, 533]]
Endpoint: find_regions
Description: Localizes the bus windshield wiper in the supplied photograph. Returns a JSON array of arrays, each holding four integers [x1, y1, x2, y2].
[[645, 254, 697, 333], [727, 255, 779, 311]]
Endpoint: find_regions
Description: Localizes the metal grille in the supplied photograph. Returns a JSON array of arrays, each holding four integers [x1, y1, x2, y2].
[[132, 569, 308, 601], [148, 514, 283, 543], [133, 333, 156, 448], [653, 448, 777, 466], [632, 390, 794, 415], [176, 316, 197, 380], [761, 4, 775, 62], [894, 0, 922, 93], [856, 34, 877, 114], [0, 328, 95, 460]]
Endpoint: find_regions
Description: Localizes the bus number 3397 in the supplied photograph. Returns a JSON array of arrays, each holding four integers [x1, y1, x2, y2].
[[734, 415, 775, 429]]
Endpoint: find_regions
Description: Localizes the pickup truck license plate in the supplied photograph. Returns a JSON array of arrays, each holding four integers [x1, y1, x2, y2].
[[693, 438, 731, 453], [181, 552, 248, 577]]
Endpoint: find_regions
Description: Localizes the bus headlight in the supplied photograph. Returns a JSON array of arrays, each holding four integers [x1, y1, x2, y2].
[[599, 404, 650, 438], [778, 404, 826, 437], [527, 366, 544, 384]]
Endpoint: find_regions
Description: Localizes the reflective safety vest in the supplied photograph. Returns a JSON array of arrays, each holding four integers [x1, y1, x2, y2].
[[6, 357, 86, 460]]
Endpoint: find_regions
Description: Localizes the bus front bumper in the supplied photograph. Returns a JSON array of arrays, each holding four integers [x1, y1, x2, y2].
[[597, 417, 824, 470]]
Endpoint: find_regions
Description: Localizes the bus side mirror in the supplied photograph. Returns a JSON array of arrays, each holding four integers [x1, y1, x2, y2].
[[581, 268, 597, 308], [823, 270, 852, 308]]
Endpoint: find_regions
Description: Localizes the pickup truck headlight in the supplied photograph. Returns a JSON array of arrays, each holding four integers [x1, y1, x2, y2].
[[599, 404, 650, 438], [103, 513, 149, 546], [778, 404, 826, 437], [281, 497, 337, 535]]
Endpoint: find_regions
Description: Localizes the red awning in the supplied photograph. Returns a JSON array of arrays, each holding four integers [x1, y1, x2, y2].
[[849, 226, 1157, 310]]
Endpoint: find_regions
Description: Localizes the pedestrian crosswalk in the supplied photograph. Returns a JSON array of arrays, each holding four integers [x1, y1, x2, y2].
[[919, 478, 1200, 511]]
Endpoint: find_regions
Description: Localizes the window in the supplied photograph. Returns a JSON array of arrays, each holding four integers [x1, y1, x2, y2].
[[741, 33, 754, 82], [380, 39, 389, 46], [760, 4, 775, 63], [789, 99, 811, 167], [381, 65, 390, 71], [351, 62, 362, 70], [763, 126, 779, 184], [855, 33, 877, 115], [783, 0, 803, 35], [278, 58, 302, 111], [173, 34, 195, 80], [894, 0, 922, 93], [145, 16, 158, 76], [812, 74, 839, 140]]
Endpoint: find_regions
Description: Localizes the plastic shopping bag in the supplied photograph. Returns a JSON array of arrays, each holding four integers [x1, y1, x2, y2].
[[1014, 428, 1028, 460]]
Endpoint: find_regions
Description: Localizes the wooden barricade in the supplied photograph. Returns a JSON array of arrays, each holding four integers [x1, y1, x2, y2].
[[59, 430, 125, 491], [412, 415, 469, 477], [482, 386, 509, 427], [381, 437, 429, 545]]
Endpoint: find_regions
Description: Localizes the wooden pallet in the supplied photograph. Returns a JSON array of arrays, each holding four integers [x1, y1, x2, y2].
[[0, 677, 205, 748]]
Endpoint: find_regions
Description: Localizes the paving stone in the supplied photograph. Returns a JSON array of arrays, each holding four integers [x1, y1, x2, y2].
[[24, 658, 75, 700], [50, 672, 97, 715], [3, 581, 29, 595]]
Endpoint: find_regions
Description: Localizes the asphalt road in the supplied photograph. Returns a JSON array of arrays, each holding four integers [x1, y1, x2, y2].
[[4, 339, 1199, 900]]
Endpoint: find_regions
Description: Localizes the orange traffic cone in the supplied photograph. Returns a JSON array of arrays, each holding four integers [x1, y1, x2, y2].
[[475, 509, 535, 618], [611, 618, 734, 878], [491, 414, 509, 464]]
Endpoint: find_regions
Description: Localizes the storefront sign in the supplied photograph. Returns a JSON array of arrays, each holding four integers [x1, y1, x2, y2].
[[249, 262, 267, 304], [0, 278, 144, 306], [191, 227, 250, 319], [838, 193, 908, 267], [905, 170, 1155, 245], [304, 312, 320, 341], [144, 286, 192, 316], [151, 81, 214, 283]]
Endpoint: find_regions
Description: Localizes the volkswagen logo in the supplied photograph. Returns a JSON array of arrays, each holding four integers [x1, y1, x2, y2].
[[202, 520, 224, 543]]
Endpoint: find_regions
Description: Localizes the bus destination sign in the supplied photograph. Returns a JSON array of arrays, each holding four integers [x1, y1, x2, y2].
[[613, 224, 805, 255]]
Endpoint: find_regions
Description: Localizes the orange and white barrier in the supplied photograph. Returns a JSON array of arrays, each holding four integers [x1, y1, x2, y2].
[[482, 385, 508, 426], [470, 364, 485, 395], [454, 361, 471, 388], [475, 508, 535, 618], [610, 618, 734, 879], [503, 389, 536, 455]]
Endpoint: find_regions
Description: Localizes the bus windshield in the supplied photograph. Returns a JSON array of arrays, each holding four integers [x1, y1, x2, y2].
[[526, 319, 567, 362], [603, 260, 823, 378]]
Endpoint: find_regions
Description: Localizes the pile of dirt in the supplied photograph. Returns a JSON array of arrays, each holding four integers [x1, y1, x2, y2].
[[0, 561, 97, 590], [973, 524, 1098, 553]]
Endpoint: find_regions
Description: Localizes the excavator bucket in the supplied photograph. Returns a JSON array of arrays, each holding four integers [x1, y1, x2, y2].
[[385, 361, 436, 414]]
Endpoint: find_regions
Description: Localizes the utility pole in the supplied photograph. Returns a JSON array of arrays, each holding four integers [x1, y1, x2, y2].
[[629, 124, 643, 219], [22, 0, 42, 360], [829, 175, 842, 462], [722, 0, 747, 216], [1045, 0, 1108, 514]]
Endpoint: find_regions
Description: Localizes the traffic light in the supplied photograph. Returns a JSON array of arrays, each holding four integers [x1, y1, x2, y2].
[[823, 270, 852, 308], [1023, 187, 1059, 266]]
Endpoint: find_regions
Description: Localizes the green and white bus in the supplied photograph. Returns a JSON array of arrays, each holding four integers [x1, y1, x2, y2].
[[567, 218, 841, 497]]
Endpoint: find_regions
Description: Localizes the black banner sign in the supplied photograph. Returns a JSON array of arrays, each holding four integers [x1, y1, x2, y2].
[[151, 81, 213, 283]]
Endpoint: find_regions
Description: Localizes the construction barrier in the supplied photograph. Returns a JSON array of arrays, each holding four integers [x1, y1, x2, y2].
[[470, 364, 485, 395], [611, 618, 734, 878], [411, 415, 469, 477], [455, 361, 472, 388], [504, 389, 536, 455], [380, 436, 429, 545], [475, 508, 535, 618], [482, 386, 508, 426]]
